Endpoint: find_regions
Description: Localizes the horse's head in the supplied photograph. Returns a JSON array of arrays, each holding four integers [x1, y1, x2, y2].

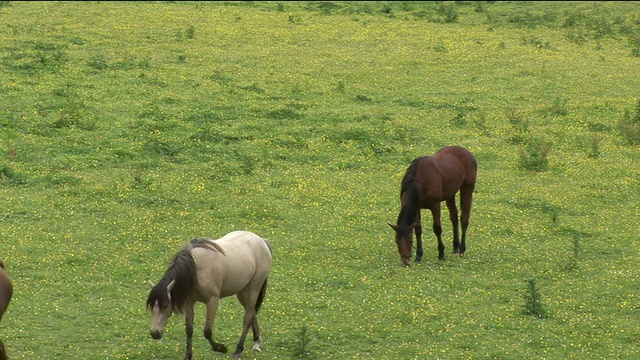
[[146, 279, 175, 339], [388, 223, 414, 266]]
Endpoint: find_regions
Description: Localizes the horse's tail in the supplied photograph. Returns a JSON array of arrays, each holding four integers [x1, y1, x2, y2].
[[255, 278, 267, 313], [255, 236, 271, 313]]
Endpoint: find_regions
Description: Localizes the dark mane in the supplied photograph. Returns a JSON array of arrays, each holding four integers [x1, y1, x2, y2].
[[190, 237, 226, 255], [397, 157, 424, 227], [400, 156, 425, 197], [147, 248, 196, 314], [147, 238, 225, 314]]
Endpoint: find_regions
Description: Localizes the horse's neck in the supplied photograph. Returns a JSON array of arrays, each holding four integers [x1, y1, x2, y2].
[[398, 190, 420, 226]]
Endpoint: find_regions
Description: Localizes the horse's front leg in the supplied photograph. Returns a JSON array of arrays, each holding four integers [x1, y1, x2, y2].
[[203, 296, 228, 354], [183, 305, 194, 360], [430, 204, 445, 260], [414, 212, 423, 263]]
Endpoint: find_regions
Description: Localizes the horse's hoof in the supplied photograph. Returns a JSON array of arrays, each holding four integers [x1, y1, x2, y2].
[[213, 343, 228, 353], [252, 341, 262, 352]]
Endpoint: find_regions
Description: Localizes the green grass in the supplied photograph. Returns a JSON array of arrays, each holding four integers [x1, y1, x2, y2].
[[1, 1, 640, 359]]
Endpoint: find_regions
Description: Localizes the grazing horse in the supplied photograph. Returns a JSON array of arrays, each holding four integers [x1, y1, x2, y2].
[[0, 260, 13, 360], [389, 146, 477, 266], [147, 231, 272, 360]]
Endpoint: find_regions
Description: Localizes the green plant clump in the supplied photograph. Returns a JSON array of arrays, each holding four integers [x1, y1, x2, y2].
[[523, 278, 548, 319]]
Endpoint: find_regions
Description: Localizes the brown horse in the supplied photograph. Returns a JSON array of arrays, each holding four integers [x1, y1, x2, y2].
[[389, 146, 477, 266], [0, 260, 13, 360], [147, 231, 272, 360]]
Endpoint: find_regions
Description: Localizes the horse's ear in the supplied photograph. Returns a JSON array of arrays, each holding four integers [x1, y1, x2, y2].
[[167, 279, 176, 293], [388, 223, 398, 232], [147, 280, 155, 289]]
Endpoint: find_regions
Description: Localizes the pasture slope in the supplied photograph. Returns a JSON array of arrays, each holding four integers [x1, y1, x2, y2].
[[1, 1, 640, 359]]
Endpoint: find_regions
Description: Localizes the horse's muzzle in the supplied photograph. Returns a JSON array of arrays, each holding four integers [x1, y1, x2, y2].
[[150, 330, 162, 340], [401, 255, 411, 267]]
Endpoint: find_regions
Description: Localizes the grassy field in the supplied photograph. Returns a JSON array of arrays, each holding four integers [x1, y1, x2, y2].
[[1, 1, 640, 359]]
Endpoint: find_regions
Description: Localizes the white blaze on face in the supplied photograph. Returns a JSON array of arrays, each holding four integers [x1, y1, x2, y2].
[[150, 300, 172, 339], [150, 280, 175, 339]]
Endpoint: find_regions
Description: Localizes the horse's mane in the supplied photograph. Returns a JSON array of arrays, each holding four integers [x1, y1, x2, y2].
[[146, 238, 225, 314], [190, 237, 226, 255], [397, 157, 425, 227], [400, 156, 425, 196]]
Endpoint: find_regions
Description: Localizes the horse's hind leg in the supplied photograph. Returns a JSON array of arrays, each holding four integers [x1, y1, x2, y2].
[[234, 291, 259, 357], [250, 317, 262, 351], [233, 309, 255, 357], [459, 187, 474, 256], [446, 198, 460, 254]]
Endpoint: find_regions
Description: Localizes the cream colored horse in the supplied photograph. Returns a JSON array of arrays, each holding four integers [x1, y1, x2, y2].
[[0, 260, 13, 360], [147, 231, 272, 359]]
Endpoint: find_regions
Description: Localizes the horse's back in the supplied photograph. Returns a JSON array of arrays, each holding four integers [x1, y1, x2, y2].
[[194, 231, 271, 299], [217, 231, 272, 257], [405, 146, 476, 202], [434, 146, 477, 185]]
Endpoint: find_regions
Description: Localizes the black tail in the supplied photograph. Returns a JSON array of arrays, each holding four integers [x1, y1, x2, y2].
[[255, 236, 271, 313], [255, 278, 267, 313]]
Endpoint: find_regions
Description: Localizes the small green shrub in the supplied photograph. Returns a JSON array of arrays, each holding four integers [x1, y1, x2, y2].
[[185, 25, 195, 39], [631, 35, 640, 57], [587, 133, 601, 158], [0, 163, 14, 179], [265, 107, 302, 120], [506, 107, 529, 144], [433, 43, 448, 53], [523, 278, 548, 319], [471, 112, 492, 136], [449, 111, 467, 126], [549, 207, 559, 224], [522, 35, 552, 50], [290, 324, 313, 359], [438, 3, 458, 23], [88, 54, 108, 70], [143, 139, 180, 157], [617, 99, 640, 145], [546, 98, 568, 116], [354, 94, 372, 103], [0, 162, 26, 185], [131, 167, 153, 189], [566, 237, 581, 271], [518, 137, 551, 172]]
